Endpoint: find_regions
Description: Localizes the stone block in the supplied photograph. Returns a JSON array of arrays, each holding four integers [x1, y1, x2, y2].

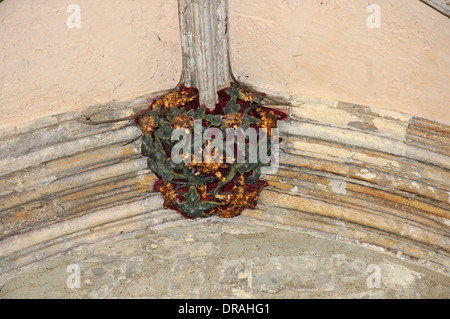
[[252, 256, 334, 293]]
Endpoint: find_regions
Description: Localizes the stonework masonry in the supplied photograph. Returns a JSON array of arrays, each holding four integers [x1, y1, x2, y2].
[[1, 218, 448, 298], [0, 89, 448, 298]]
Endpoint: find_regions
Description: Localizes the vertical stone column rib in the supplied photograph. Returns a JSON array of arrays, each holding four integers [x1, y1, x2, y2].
[[178, 0, 233, 109]]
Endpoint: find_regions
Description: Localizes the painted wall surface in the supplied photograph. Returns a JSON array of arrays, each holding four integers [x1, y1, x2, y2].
[[0, 0, 181, 130], [230, 0, 450, 124], [0, 0, 449, 130]]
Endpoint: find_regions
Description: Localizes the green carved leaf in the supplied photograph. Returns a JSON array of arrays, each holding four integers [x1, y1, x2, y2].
[[186, 109, 197, 119], [166, 106, 183, 121], [243, 114, 260, 125], [236, 161, 258, 174], [150, 136, 181, 182], [197, 201, 221, 212], [177, 186, 221, 218], [194, 106, 206, 119], [180, 165, 215, 186], [156, 122, 173, 140], [185, 185, 200, 203], [147, 157, 157, 173], [141, 141, 150, 156], [226, 83, 241, 100], [205, 114, 222, 127], [224, 101, 240, 114], [246, 167, 261, 184]]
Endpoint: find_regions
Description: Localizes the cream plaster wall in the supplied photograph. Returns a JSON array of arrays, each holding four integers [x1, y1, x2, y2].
[[0, 0, 449, 130], [0, 0, 181, 130], [230, 0, 450, 124]]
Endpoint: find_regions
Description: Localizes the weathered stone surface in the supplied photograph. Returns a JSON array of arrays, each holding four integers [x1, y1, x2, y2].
[[0, 219, 448, 299], [420, 0, 450, 17], [0, 91, 449, 297], [252, 256, 335, 293]]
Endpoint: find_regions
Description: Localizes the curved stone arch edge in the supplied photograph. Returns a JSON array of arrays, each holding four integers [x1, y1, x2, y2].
[[0, 86, 448, 282], [0, 202, 448, 286]]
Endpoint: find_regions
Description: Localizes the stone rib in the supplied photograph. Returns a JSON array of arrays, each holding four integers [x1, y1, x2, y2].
[[0, 93, 449, 276]]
